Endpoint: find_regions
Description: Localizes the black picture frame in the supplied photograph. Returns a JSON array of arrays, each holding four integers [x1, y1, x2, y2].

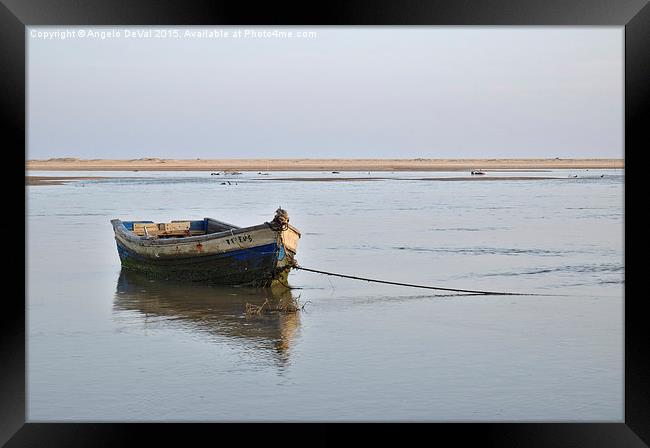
[[4, 0, 647, 446]]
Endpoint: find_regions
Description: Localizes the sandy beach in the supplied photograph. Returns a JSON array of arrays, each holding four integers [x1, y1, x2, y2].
[[26, 158, 624, 172]]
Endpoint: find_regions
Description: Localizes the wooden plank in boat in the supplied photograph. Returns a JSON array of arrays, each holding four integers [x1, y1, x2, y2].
[[159, 232, 190, 237], [142, 221, 189, 237], [133, 223, 160, 236], [164, 221, 190, 232]]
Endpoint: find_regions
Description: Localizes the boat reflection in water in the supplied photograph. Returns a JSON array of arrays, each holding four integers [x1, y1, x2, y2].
[[113, 269, 301, 366]]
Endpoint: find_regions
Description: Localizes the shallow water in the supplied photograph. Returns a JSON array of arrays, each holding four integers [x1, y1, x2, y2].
[[27, 169, 624, 421]]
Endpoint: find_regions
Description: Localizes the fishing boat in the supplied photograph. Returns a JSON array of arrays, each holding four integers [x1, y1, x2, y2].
[[110, 208, 300, 286]]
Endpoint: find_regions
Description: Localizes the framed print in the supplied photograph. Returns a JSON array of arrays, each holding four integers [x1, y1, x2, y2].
[[4, 0, 648, 446]]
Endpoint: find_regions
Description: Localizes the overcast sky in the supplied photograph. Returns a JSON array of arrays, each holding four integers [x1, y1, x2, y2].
[[27, 26, 623, 159]]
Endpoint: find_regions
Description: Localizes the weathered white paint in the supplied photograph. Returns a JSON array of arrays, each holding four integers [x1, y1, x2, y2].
[[281, 226, 301, 254], [115, 226, 279, 259]]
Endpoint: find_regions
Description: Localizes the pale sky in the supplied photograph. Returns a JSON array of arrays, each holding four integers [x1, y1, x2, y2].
[[27, 26, 623, 159]]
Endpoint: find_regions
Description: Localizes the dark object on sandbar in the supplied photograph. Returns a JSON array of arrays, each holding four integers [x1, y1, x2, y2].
[[471, 170, 485, 175], [110, 208, 301, 286], [331, 171, 340, 174]]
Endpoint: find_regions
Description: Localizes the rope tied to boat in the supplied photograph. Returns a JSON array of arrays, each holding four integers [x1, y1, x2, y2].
[[268, 207, 290, 231], [291, 264, 549, 296]]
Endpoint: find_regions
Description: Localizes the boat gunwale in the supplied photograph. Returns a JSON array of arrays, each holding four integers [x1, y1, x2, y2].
[[111, 218, 281, 246], [285, 223, 301, 236]]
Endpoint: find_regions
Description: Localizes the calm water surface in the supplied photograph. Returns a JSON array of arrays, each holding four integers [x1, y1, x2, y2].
[[27, 170, 624, 421]]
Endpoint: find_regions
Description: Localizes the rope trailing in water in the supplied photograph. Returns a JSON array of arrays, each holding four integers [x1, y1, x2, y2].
[[293, 265, 540, 296]]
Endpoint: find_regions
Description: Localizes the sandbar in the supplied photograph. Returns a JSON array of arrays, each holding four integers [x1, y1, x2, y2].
[[26, 158, 624, 172]]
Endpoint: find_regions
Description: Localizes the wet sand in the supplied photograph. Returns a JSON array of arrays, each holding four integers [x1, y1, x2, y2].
[[26, 176, 108, 185], [26, 158, 624, 172]]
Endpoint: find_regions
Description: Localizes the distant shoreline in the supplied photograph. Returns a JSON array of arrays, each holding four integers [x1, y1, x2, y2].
[[26, 158, 624, 171]]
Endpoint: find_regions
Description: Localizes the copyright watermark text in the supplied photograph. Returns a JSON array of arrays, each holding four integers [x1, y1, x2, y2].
[[29, 28, 319, 41]]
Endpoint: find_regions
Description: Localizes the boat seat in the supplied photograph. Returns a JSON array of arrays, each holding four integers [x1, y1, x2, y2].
[[133, 221, 191, 237], [160, 221, 191, 237], [133, 223, 160, 237]]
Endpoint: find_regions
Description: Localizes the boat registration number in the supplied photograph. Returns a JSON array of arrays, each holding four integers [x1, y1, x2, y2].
[[225, 234, 253, 245]]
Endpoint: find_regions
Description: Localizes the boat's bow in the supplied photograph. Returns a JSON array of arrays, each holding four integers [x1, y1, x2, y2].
[[267, 208, 301, 284]]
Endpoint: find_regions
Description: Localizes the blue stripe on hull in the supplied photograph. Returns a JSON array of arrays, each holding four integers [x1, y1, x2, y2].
[[115, 240, 278, 264], [115, 240, 284, 285]]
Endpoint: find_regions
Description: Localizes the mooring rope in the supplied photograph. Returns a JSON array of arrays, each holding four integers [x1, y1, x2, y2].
[[293, 265, 545, 296]]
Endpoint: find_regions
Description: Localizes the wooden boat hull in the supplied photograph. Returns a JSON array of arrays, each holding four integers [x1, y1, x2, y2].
[[111, 215, 300, 287]]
